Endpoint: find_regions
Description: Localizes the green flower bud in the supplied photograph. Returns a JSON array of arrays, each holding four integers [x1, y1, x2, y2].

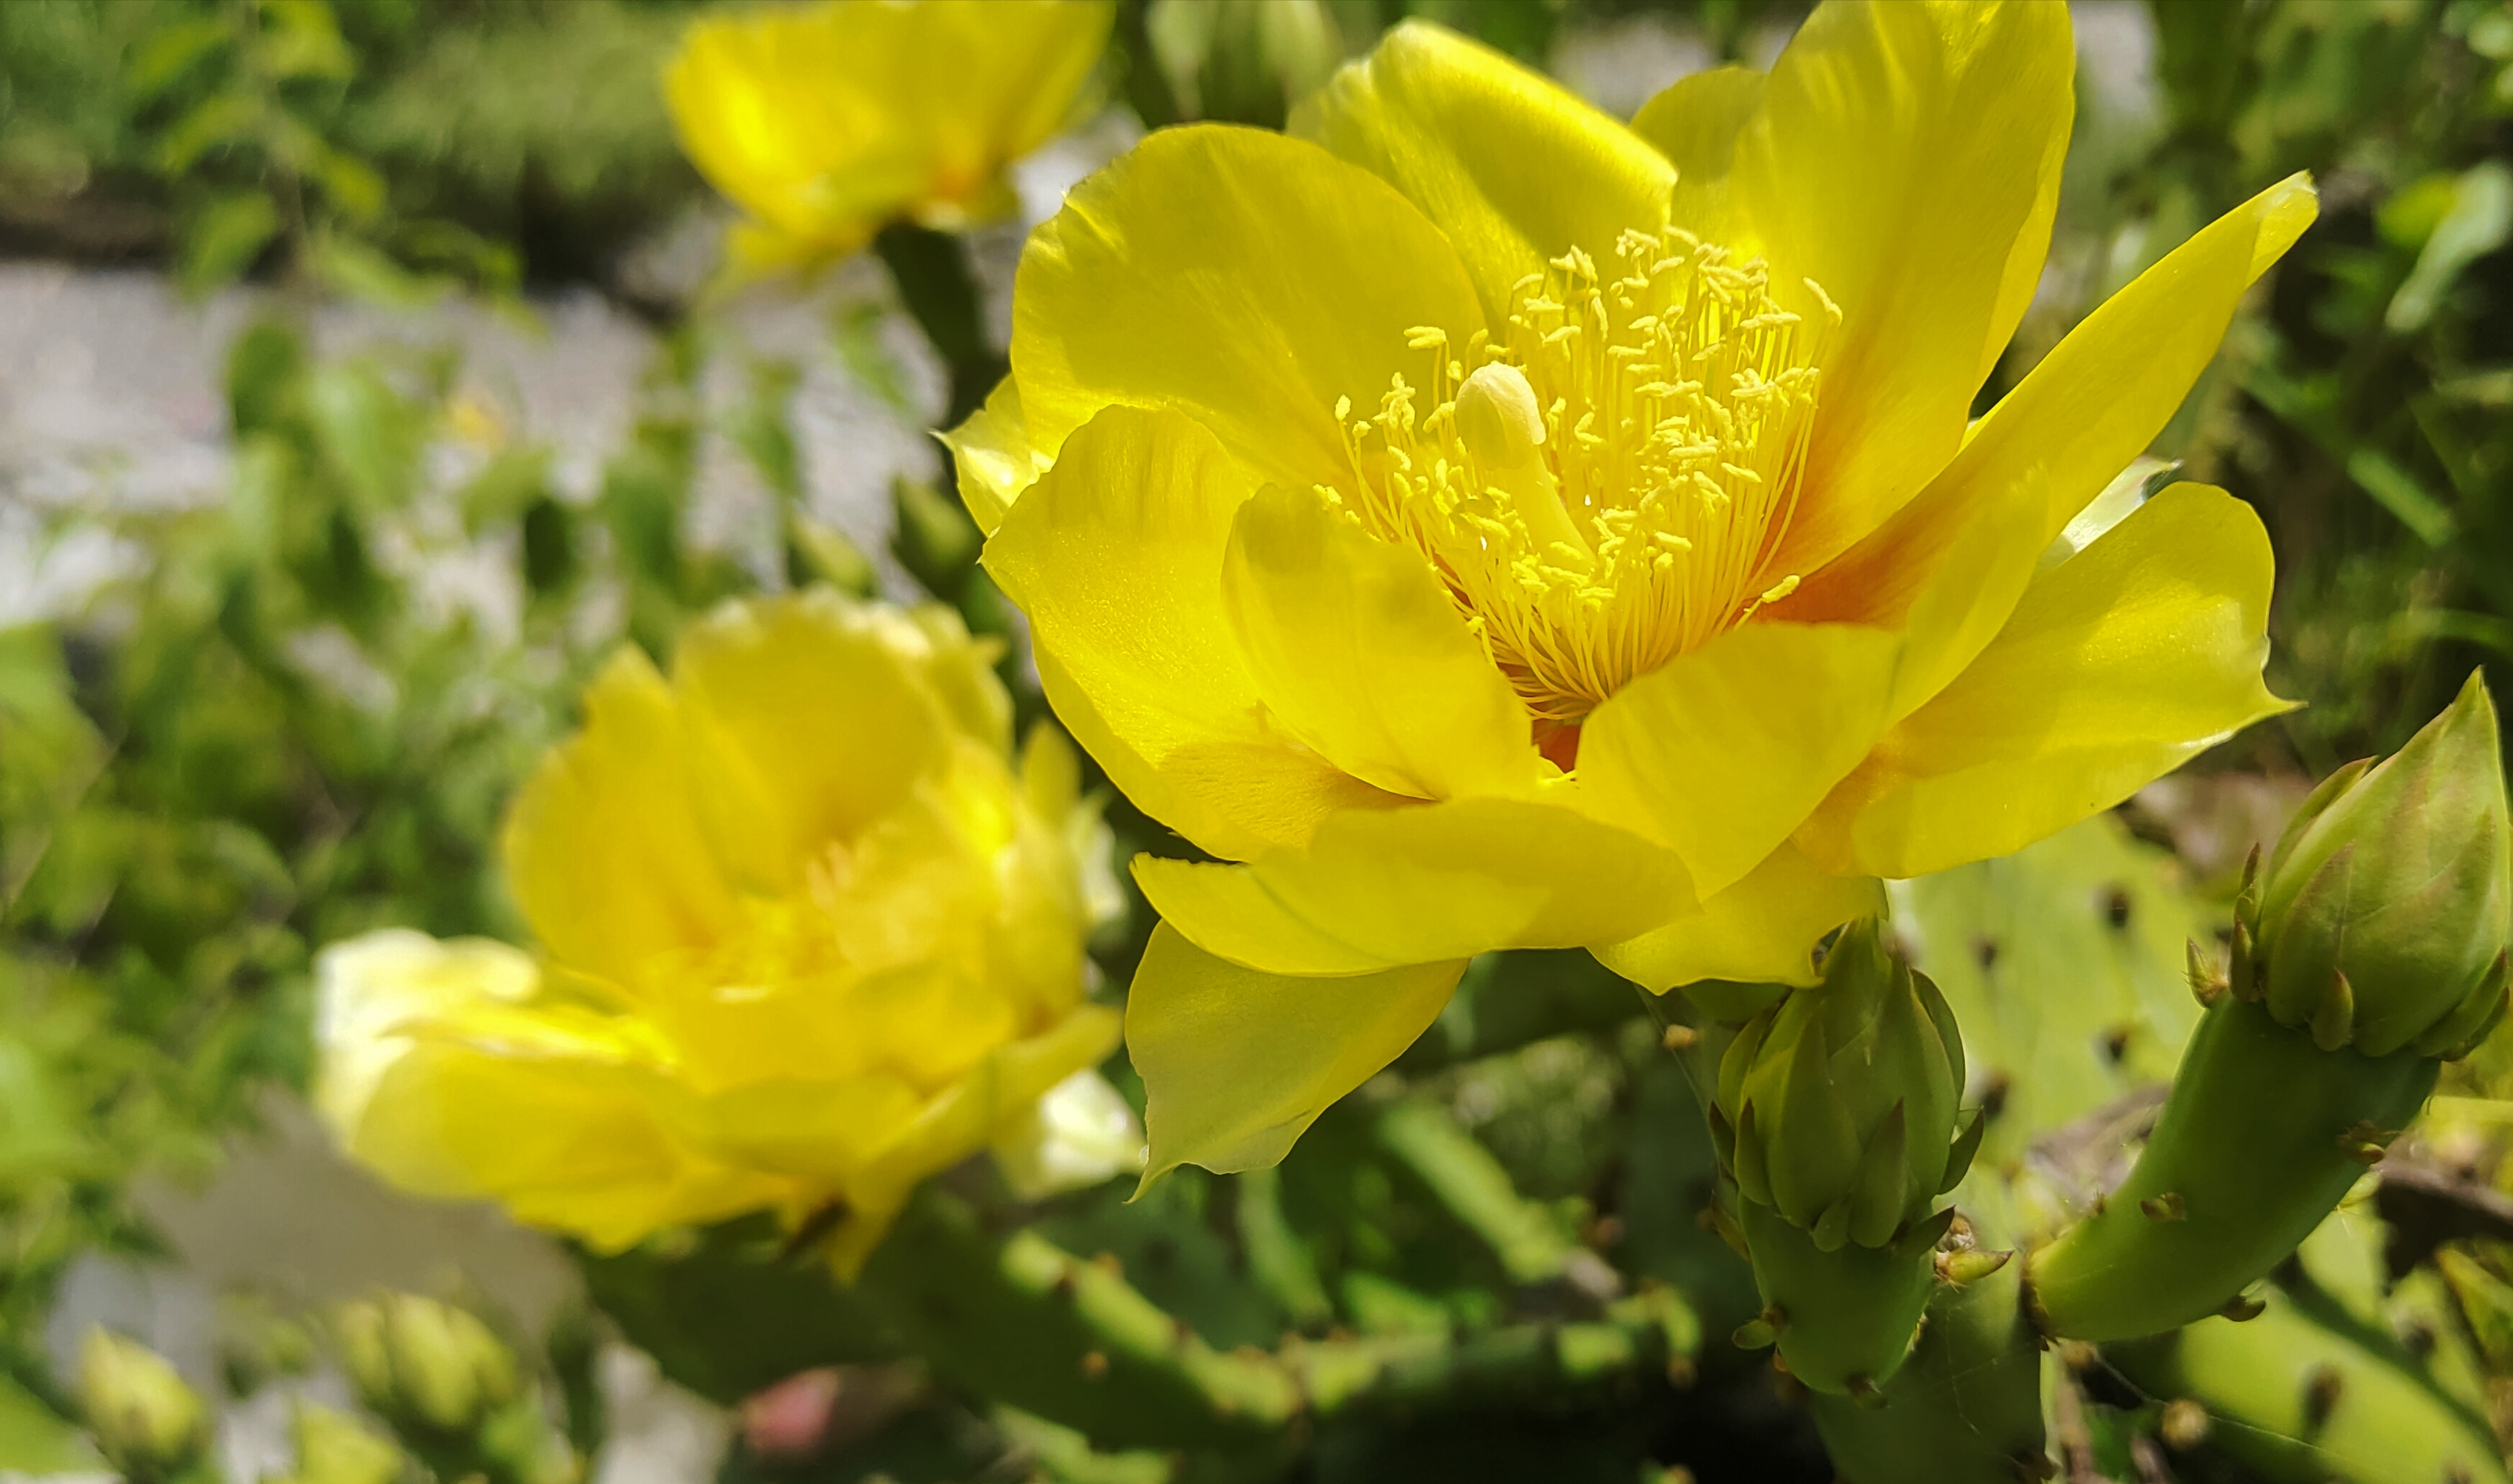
[[78, 1328, 210, 1482], [1712, 919, 1983, 1394], [1717, 920, 1976, 1249], [335, 1295, 518, 1437], [1148, 0, 1342, 129], [2245, 671, 2512, 1058], [284, 1403, 404, 1484]]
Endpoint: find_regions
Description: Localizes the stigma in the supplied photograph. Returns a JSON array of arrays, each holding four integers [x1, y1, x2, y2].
[[1327, 229, 1834, 729]]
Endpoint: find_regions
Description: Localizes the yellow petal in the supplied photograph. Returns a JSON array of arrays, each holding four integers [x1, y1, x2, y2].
[[1223, 485, 1542, 801], [352, 1041, 779, 1252], [941, 376, 1051, 536], [1592, 843, 1883, 993], [984, 405, 1403, 859], [1628, 64, 1764, 239], [500, 650, 741, 994], [1127, 924, 1464, 1180], [1800, 483, 2289, 879], [1133, 796, 1691, 975], [314, 930, 540, 1143], [1779, 173, 2319, 719], [665, 0, 1111, 258], [1012, 123, 1486, 497], [820, 1003, 1122, 1276], [1290, 20, 1674, 324], [672, 592, 1000, 895], [1735, 0, 2076, 577], [1577, 622, 1903, 898]]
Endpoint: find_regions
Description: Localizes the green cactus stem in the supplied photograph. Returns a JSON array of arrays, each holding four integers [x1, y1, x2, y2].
[[2105, 1285, 2509, 1484], [1733, 1197, 1951, 1397], [855, 1185, 1698, 1454], [1372, 1097, 1581, 1287], [1808, 1217, 2050, 1484], [2027, 996, 2436, 1342]]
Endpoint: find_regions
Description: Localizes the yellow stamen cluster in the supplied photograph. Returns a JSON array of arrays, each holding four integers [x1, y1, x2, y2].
[[1328, 230, 1834, 727]]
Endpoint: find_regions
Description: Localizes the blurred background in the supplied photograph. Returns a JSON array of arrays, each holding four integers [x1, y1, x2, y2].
[[1, 1, 2509, 1481]]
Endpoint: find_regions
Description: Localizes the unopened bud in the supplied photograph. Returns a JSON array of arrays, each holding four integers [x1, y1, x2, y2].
[[1713, 918, 1974, 1394], [287, 1403, 403, 1484], [2253, 673, 2511, 1057], [77, 1329, 208, 1480], [1718, 919, 1970, 1249], [335, 1295, 517, 1437]]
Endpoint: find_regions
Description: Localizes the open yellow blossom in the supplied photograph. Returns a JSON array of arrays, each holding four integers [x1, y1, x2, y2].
[[664, 0, 1114, 272], [314, 592, 1131, 1273], [951, 1, 2312, 1184]]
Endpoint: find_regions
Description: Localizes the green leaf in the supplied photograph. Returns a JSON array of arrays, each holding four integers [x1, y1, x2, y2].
[[253, 0, 354, 82], [124, 14, 237, 104], [395, 219, 522, 298], [228, 318, 307, 435], [178, 193, 282, 297], [2388, 161, 2513, 333], [312, 145, 387, 226], [784, 512, 878, 599], [2345, 447, 2457, 547], [891, 476, 982, 600], [304, 360, 423, 509], [0, 1372, 97, 1475], [456, 447, 554, 536], [306, 233, 446, 312], [157, 90, 264, 173], [724, 356, 803, 505], [831, 299, 915, 416]]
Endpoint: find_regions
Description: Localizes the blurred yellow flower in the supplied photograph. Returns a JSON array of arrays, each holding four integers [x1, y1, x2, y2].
[[316, 592, 1132, 1273], [952, 2, 2312, 1181], [665, 0, 1115, 271]]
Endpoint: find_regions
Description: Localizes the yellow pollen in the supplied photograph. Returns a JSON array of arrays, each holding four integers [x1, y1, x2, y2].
[[1332, 230, 1835, 726]]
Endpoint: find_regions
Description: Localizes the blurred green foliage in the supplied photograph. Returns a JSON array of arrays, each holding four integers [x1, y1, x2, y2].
[[0, 0, 705, 295]]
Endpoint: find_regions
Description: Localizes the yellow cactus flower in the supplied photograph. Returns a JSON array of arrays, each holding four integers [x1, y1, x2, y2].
[[315, 592, 1131, 1273], [664, 0, 1115, 271], [951, 2, 2312, 1182]]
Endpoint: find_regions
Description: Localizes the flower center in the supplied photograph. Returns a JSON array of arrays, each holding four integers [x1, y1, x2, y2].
[[1327, 229, 1834, 731]]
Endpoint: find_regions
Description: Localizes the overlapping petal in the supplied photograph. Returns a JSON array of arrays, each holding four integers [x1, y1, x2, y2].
[[1629, 65, 1763, 240], [1291, 21, 1674, 324], [673, 594, 987, 895], [501, 651, 739, 995], [1592, 844, 1887, 995], [1011, 124, 1486, 500], [1577, 622, 1903, 897], [1799, 483, 2290, 879], [1778, 173, 2320, 719], [1134, 797, 1690, 976], [943, 377, 1052, 536], [984, 405, 1405, 860], [1127, 925, 1466, 1180], [1223, 485, 1546, 802], [1734, 0, 2075, 575]]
